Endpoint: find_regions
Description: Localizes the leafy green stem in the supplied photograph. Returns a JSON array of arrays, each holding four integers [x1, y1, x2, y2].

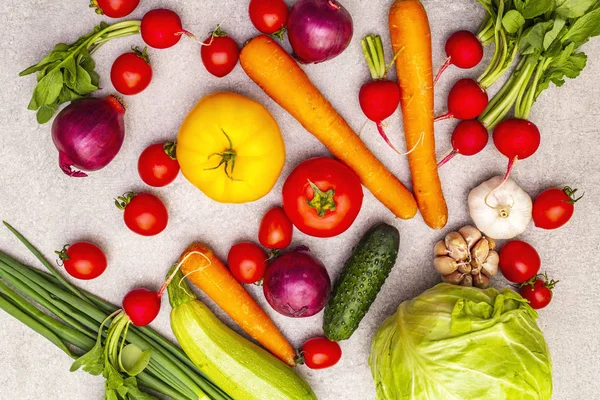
[[480, 59, 536, 128]]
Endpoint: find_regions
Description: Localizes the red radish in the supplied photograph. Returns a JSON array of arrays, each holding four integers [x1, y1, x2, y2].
[[434, 31, 483, 84], [435, 78, 488, 122], [120, 260, 186, 327], [493, 118, 540, 183], [359, 34, 402, 152], [122, 288, 161, 326], [438, 120, 488, 167], [141, 9, 192, 49]]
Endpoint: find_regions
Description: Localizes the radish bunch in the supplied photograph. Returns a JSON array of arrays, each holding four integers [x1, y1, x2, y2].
[[358, 34, 402, 152]]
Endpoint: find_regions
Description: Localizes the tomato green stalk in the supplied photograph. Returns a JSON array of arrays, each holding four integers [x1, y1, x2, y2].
[[307, 180, 337, 217], [204, 129, 239, 181]]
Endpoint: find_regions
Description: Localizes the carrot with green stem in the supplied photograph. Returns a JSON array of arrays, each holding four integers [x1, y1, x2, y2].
[[389, 0, 447, 229], [177, 243, 297, 367], [239, 35, 417, 220]]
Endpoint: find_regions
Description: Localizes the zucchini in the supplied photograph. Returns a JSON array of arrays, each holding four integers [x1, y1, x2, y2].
[[167, 268, 316, 400], [323, 223, 400, 341]]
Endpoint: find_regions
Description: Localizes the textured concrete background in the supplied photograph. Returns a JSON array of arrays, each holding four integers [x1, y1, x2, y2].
[[0, 0, 599, 399]]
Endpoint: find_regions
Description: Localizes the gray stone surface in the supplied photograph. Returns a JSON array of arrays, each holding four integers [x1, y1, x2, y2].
[[0, 0, 599, 399]]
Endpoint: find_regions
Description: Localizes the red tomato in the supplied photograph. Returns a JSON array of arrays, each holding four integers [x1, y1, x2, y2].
[[201, 27, 239, 78], [56, 242, 107, 280], [138, 142, 180, 187], [227, 242, 268, 284], [499, 240, 541, 283], [117, 193, 168, 236], [258, 207, 293, 249], [110, 48, 153, 96], [300, 337, 342, 370], [519, 276, 557, 309], [93, 0, 140, 18], [533, 186, 582, 230], [282, 157, 363, 238], [249, 0, 289, 35]]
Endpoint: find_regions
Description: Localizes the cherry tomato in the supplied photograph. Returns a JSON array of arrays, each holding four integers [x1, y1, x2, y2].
[[300, 337, 342, 370], [258, 207, 293, 249], [227, 242, 268, 284], [201, 27, 239, 78], [93, 0, 140, 18], [138, 142, 180, 187], [249, 0, 289, 35], [56, 242, 107, 280], [499, 240, 541, 283], [110, 47, 153, 96], [519, 275, 557, 309], [282, 157, 363, 238], [117, 193, 168, 236], [533, 186, 582, 230]]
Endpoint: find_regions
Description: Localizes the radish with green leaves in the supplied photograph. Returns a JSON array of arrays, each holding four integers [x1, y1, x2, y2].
[[438, 119, 488, 167], [435, 78, 489, 122], [434, 30, 484, 84], [359, 34, 401, 152]]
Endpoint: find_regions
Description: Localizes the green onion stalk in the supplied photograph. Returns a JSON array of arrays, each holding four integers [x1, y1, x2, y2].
[[0, 222, 231, 400]]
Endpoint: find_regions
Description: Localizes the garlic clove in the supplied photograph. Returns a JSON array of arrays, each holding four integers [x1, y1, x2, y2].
[[434, 240, 448, 257], [471, 237, 490, 264], [470, 259, 482, 275], [445, 232, 469, 261], [487, 237, 496, 250], [442, 271, 464, 284], [473, 273, 491, 288], [458, 225, 482, 250], [460, 274, 473, 287], [434, 256, 459, 275], [457, 262, 472, 274], [481, 250, 499, 277]]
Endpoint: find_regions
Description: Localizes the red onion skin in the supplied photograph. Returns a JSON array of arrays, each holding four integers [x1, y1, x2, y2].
[[288, 0, 353, 64], [52, 96, 125, 177], [264, 248, 331, 318]]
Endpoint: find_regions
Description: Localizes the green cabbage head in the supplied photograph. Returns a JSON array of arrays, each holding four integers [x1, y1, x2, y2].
[[369, 283, 552, 400]]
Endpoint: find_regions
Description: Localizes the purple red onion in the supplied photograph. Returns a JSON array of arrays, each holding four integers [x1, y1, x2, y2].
[[263, 247, 331, 318], [287, 0, 354, 64], [51, 96, 125, 177]]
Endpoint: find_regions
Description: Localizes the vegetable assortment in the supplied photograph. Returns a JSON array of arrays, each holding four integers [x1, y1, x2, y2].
[[240, 35, 418, 220], [5, 0, 597, 398]]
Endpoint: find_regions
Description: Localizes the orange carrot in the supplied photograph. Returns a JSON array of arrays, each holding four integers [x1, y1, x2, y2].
[[178, 243, 296, 367], [389, 0, 448, 229], [240, 35, 417, 220]]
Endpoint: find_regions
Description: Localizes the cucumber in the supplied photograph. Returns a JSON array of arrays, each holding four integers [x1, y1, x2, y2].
[[323, 223, 400, 341]]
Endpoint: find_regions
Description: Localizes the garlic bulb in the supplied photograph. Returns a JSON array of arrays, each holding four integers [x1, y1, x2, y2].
[[433, 225, 499, 288], [468, 176, 532, 239]]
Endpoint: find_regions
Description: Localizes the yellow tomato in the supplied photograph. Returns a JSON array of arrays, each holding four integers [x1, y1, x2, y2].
[[177, 92, 286, 203]]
